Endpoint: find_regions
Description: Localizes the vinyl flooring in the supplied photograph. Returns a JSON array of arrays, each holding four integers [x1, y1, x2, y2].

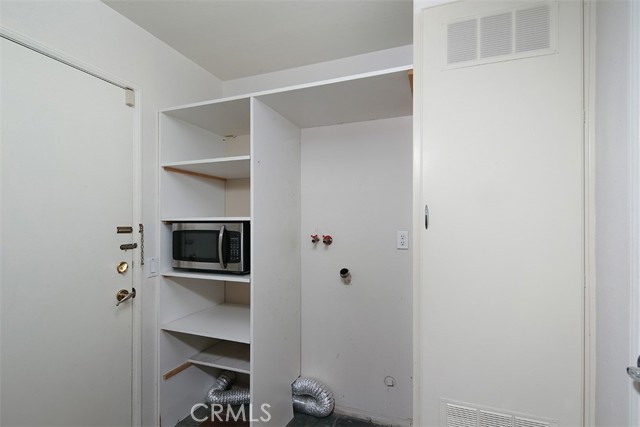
[[176, 405, 394, 427]]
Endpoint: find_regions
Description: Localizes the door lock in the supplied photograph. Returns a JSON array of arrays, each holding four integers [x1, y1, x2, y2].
[[115, 288, 136, 306], [116, 261, 129, 274]]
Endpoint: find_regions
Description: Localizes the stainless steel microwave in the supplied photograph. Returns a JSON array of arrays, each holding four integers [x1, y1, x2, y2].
[[172, 221, 250, 274]]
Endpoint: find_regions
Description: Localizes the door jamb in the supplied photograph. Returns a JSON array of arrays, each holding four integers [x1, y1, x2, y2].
[[584, 1, 596, 426], [0, 26, 144, 427], [629, 0, 640, 425]]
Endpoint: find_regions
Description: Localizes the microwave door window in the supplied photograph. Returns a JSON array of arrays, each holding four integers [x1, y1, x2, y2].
[[173, 230, 219, 262]]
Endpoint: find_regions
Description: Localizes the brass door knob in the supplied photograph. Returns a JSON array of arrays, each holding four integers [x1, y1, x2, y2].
[[116, 261, 128, 274]]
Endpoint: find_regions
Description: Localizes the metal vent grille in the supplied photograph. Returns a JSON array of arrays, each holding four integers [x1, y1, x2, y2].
[[480, 410, 513, 427], [441, 400, 558, 427], [516, 5, 551, 52], [515, 417, 551, 427], [447, 19, 478, 64], [445, 2, 556, 69], [446, 403, 477, 427], [480, 12, 513, 58]]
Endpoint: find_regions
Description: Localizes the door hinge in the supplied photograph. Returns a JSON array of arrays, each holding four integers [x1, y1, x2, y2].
[[125, 88, 135, 107], [139, 223, 145, 266]]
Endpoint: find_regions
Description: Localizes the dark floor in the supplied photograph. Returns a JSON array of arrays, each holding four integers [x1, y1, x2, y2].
[[287, 411, 393, 427], [176, 405, 394, 427]]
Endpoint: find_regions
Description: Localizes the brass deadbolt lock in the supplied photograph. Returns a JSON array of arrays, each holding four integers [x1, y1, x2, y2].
[[116, 261, 129, 274]]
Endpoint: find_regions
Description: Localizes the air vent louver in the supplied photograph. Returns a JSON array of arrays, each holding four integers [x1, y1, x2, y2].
[[480, 410, 513, 427], [446, 2, 555, 68], [447, 19, 478, 64], [441, 400, 558, 427], [515, 417, 551, 427], [480, 12, 513, 58], [446, 403, 477, 427], [516, 5, 551, 52]]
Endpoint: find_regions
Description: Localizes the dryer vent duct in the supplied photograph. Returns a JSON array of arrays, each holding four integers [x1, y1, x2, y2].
[[205, 371, 335, 418], [205, 371, 250, 406], [292, 377, 335, 418]]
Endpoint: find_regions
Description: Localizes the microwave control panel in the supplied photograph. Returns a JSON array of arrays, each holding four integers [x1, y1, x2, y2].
[[229, 235, 241, 263]]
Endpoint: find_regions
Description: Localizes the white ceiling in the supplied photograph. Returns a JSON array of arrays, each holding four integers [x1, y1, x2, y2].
[[102, 0, 413, 81]]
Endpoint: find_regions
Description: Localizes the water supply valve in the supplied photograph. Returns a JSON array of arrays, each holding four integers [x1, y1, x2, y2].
[[311, 234, 320, 244], [322, 235, 333, 245]]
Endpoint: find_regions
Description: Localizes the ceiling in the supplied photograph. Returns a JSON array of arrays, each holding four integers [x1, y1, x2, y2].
[[102, 0, 413, 81]]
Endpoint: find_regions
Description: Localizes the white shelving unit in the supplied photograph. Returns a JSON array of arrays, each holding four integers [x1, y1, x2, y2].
[[157, 66, 412, 427]]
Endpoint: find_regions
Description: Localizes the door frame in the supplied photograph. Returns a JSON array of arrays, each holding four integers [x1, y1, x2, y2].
[[630, 0, 640, 425], [411, 1, 594, 426], [0, 26, 144, 427]]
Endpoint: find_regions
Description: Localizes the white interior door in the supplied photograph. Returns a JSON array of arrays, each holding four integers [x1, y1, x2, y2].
[[417, 1, 584, 426], [0, 38, 136, 426]]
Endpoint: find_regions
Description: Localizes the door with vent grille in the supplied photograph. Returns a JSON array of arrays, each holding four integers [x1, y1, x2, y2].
[[416, 1, 584, 426]]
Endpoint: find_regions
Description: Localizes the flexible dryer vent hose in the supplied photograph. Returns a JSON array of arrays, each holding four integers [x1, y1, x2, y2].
[[205, 371, 251, 406], [291, 376, 335, 417], [205, 371, 335, 418]]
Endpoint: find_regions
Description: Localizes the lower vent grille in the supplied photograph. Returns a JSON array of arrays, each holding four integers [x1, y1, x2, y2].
[[441, 400, 558, 427]]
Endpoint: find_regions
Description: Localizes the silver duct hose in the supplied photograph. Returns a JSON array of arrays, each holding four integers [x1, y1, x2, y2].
[[205, 371, 335, 418], [292, 377, 335, 418], [205, 371, 250, 406]]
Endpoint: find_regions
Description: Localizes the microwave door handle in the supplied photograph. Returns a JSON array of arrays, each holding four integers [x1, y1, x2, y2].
[[218, 225, 227, 269]]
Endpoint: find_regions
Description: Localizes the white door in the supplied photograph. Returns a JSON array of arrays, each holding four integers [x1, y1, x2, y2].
[[0, 38, 136, 426], [417, 1, 584, 426]]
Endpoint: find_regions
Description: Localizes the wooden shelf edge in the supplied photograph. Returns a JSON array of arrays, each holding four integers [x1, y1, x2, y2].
[[162, 361, 192, 380]]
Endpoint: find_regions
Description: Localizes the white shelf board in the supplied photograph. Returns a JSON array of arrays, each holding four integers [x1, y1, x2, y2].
[[188, 341, 250, 374], [257, 69, 412, 129], [162, 156, 250, 180], [162, 217, 251, 223], [162, 97, 250, 137], [162, 270, 251, 283], [161, 304, 250, 343]]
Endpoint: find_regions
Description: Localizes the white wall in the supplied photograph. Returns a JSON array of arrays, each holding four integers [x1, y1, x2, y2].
[[222, 45, 412, 97], [0, 1, 222, 425], [300, 116, 413, 426], [595, 1, 639, 426]]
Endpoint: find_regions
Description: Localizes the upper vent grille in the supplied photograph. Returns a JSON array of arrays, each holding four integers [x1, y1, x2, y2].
[[480, 12, 513, 59], [447, 19, 478, 64], [446, 2, 556, 68], [516, 5, 551, 52]]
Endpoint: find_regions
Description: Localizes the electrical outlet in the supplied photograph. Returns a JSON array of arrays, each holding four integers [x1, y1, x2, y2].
[[396, 231, 409, 250]]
